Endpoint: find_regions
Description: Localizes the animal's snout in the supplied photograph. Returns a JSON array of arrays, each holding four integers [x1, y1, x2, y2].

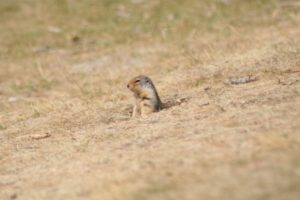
[[127, 84, 130, 89]]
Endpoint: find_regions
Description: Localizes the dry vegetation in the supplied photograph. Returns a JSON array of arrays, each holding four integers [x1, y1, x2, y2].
[[0, 0, 300, 199]]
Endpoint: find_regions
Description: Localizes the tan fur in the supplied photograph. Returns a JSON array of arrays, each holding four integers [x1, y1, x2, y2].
[[127, 75, 162, 117]]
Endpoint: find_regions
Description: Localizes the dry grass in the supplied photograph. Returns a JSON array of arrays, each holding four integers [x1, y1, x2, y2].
[[1, 0, 300, 200]]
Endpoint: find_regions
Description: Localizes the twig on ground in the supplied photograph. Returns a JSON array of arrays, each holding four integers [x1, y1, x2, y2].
[[225, 75, 257, 85], [18, 132, 51, 140]]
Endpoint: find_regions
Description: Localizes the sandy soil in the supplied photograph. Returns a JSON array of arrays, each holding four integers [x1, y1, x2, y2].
[[1, 1, 300, 200]]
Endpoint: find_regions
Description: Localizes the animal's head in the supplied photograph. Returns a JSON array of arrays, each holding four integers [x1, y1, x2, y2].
[[127, 75, 153, 95]]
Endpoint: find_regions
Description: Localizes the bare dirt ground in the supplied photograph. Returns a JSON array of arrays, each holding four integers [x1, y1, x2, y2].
[[1, 1, 300, 200]]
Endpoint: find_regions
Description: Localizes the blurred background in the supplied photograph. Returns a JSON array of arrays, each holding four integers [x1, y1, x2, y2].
[[1, 0, 298, 59]]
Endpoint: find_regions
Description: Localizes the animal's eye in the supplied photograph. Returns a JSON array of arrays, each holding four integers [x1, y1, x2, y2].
[[135, 79, 140, 83]]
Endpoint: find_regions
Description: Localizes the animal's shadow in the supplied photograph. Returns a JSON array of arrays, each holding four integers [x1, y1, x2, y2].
[[161, 96, 190, 109]]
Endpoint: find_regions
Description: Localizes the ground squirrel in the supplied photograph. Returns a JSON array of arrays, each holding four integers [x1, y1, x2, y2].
[[127, 75, 162, 117]]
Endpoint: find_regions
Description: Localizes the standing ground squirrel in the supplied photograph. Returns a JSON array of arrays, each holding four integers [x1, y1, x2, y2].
[[127, 75, 162, 117]]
